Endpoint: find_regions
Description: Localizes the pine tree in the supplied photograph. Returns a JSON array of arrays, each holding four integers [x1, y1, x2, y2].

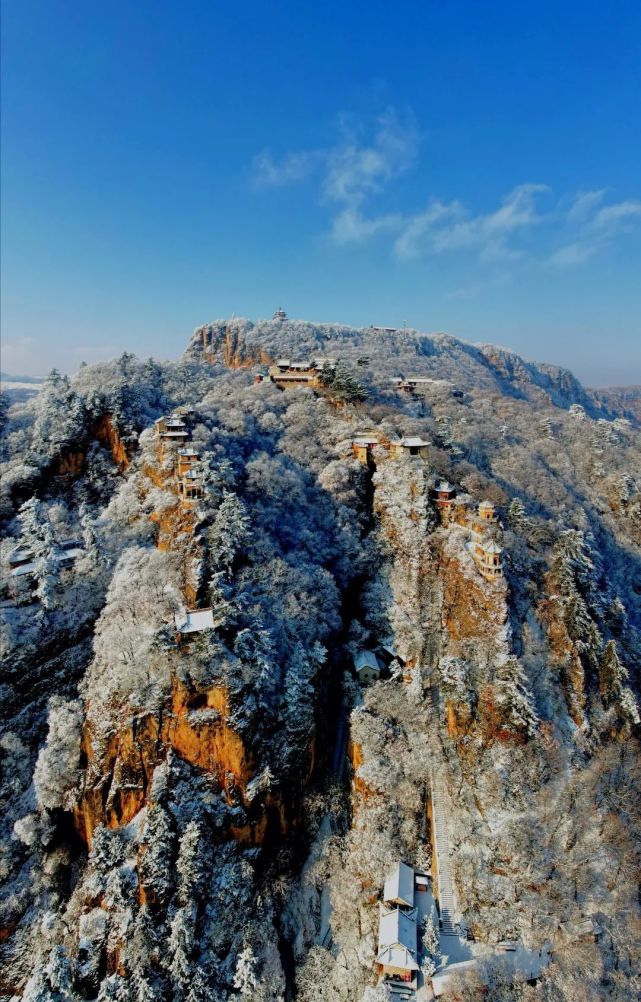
[[46, 945, 75, 999], [234, 626, 278, 701], [564, 592, 602, 671], [619, 687, 640, 726], [184, 968, 211, 1002], [23, 946, 77, 1002], [317, 362, 335, 387], [283, 643, 324, 756], [553, 529, 596, 595], [198, 456, 235, 506], [139, 805, 175, 905], [507, 497, 527, 532], [91, 825, 125, 872], [168, 907, 195, 988], [131, 970, 160, 1002], [176, 821, 206, 903], [233, 943, 259, 998], [18, 496, 61, 608], [599, 640, 627, 704], [495, 656, 539, 738], [599, 640, 640, 723], [19, 496, 46, 553], [208, 491, 251, 573], [330, 361, 366, 403], [80, 503, 105, 567], [208, 570, 237, 628]]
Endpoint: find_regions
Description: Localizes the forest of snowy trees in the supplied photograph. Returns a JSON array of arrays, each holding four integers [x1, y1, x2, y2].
[[1, 317, 639, 1000]]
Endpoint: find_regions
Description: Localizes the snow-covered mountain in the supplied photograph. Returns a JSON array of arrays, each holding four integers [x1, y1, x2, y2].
[[1, 319, 639, 1001]]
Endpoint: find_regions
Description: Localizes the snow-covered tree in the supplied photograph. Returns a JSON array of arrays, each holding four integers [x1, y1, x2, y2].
[[599, 639, 628, 704], [18, 496, 62, 608], [176, 821, 207, 903], [33, 697, 83, 811], [233, 942, 259, 998], [599, 640, 640, 724], [184, 968, 211, 1002], [208, 490, 251, 573], [138, 804, 175, 905], [507, 497, 528, 532], [234, 625, 278, 702], [168, 906, 195, 988], [495, 656, 539, 738], [79, 503, 105, 568]]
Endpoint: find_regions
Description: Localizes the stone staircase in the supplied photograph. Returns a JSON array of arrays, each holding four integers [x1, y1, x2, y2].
[[430, 767, 457, 936]]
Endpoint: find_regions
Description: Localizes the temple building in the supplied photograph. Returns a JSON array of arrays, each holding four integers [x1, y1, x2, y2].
[[353, 649, 382, 685], [390, 437, 429, 459], [175, 607, 215, 636], [352, 435, 380, 466], [376, 906, 419, 983], [470, 500, 499, 544], [383, 862, 415, 909], [273, 307, 288, 321], [432, 481, 456, 514], [177, 447, 200, 477], [473, 538, 503, 580], [177, 469, 204, 504], [478, 499, 497, 522], [155, 416, 190, 442], [268, 360, 319, 387]]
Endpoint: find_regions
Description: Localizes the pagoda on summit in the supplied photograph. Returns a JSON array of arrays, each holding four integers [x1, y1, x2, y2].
[[273, 307, 288, 322]]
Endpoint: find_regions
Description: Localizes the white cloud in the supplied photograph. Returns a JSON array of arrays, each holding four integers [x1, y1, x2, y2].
[[323, 109, 418, 204], [252, 113, 640, 274], [547, 240, 600, 268], [567, 189, 606, 223], [547, 194, 641, 268], [251, 108, 418, 205], [590, 199, 641, 231], [252, 150, 321, 188], [331, 207, 402, 245], [393, 185, 548, 262], [393, 200, 463, 259]]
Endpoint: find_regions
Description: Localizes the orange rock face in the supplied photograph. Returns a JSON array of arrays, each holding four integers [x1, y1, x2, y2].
[[56, 450, 85, 476], [440, 551, 507, 641], [167, 679, 253, 791], [348, 739, 377, 799], [201, 326, 273, 369], [75, 678, 265, 847], [92, 414, 134, 470]]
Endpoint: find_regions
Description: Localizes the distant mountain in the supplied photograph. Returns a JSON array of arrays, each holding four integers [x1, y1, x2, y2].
[[0, 371, 45, 384], [595, 385, 641, 423], [1, 372, 45, 404]]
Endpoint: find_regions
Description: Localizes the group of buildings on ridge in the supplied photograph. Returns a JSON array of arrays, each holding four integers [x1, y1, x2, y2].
[[154, 410, 206, 507], [351, 432, 504, 584], [153, 410, 216, 637]]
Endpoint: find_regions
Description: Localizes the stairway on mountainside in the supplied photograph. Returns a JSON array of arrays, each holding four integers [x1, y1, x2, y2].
[[430, 772, 457, 935], [426, 688, 458, 937]]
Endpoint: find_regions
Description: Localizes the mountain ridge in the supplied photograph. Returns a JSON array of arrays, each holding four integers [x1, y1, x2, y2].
[[186, 316, 631, 421]]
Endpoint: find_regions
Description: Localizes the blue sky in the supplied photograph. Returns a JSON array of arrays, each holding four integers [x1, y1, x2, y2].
[[2, 1, 640, 385]]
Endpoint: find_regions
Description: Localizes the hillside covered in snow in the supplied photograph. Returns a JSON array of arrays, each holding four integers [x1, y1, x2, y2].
[[1, 315, 640, 1001]]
